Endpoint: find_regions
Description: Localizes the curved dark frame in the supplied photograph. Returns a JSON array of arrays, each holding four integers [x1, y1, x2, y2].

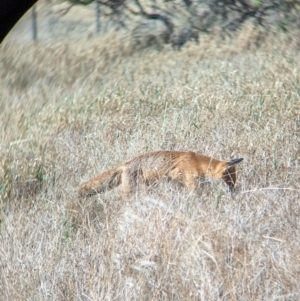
[[0, 0, 38, 43]]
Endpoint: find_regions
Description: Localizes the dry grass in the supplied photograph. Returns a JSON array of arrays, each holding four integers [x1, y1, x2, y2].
[[1, 27, 300, 300]]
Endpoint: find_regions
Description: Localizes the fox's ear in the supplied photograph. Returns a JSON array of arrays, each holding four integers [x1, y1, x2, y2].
[[227, 158, 243, 167]]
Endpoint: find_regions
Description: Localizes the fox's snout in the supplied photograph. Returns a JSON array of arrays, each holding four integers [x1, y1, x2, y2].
[[222, 158, 243, 192]]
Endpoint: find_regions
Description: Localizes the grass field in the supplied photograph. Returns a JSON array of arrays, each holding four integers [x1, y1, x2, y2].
[[1, 26, 300, 300]]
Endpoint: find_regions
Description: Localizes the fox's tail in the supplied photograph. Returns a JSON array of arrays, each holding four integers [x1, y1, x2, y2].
[[78, 166, 123, 197]]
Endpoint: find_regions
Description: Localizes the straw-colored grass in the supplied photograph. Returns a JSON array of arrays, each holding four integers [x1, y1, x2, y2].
[[1, 26, 300, 300]]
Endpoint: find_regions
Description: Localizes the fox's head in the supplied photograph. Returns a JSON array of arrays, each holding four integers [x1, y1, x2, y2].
[[222, 158, 243, 192]]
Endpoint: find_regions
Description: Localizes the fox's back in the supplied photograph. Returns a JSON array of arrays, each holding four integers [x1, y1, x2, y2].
[[125, 151, 180, 179], [124, 151, 224, 180]]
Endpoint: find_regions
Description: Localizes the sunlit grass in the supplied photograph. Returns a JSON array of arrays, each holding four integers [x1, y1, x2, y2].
[[1, 26, 300, 300]]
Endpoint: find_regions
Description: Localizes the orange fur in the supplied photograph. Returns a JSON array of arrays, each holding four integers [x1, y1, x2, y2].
[[78, 151, 243, 197]]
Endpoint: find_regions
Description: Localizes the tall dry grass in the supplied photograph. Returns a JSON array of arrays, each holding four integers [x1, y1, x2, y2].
[[1, 27, 300, 300]]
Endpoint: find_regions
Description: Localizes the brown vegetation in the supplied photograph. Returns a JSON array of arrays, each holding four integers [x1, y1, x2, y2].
[[1, 26, 300, 300]]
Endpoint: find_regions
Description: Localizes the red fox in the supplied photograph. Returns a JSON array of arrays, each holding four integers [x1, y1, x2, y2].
[[78, 151, 243, 197]]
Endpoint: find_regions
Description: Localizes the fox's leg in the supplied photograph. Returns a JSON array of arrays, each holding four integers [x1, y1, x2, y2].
[[184, 174, 197, 193], [120, 169, 132, 196]]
